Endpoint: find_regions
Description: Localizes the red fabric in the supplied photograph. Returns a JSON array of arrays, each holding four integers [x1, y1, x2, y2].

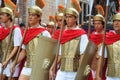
[[88, 68, 106, 80], [88, 70, 93, 80], [90, 33, 103, 45], [23, 28, 46, 45], [102, 59, 107, 80], [53, 29, 60, 40], [0, 27, 11, 41], [0, 26, 21, 41], [19, 57, 26, 76], [105, 31, 120, 45], [118, 9, 120, 13], [60, 29, 86, 44]]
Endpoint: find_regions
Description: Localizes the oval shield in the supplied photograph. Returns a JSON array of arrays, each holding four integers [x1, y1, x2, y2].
[[75, 41, 98, 80], [30, 36, 57, 80]]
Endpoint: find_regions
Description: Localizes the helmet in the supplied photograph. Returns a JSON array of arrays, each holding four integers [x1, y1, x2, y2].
[[28, 5, 42, 16], [65, 8, 79, 17], [93, 14, 105, 23], [56, 12, 64, 20], [113, 13, 120, 21], [0, 7, 13, 16], [47, 21, 55, 27]]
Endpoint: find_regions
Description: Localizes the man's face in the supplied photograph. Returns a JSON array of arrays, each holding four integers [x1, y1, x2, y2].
[[113, 20, 120, 32], [28, 12, 40, 25], [47, 26, 55, 35], [94, 20, 104, 33], [56, 17, 63, 28], [0, 13, 10, 23], [65, 14, 77, 27]]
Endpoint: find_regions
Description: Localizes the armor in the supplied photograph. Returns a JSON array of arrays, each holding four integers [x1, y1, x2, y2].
[[75, 41, 97, 80], [113, 13, 120, 21], [56, 13, 64, 20], [26, 33, 42, 68], [61, 37, 80, 72], [28, 5, 42, 16], [107, 40, 120, 77], [30, 36, 57, 80], [0, 7, 13, 16], [93, 14, 105, 23], [65, 8, 79, 17], [1, 34, 13, 62]]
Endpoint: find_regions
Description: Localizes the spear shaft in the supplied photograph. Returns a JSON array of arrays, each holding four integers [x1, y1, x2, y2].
[[100, 0, 109, 77]]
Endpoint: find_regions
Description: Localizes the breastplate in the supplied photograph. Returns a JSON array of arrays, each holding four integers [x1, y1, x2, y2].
[[26, 33, 42, 68], [107, 40, 120, 77], [1, 34, 13, 62], [61, 37, 80, 72]]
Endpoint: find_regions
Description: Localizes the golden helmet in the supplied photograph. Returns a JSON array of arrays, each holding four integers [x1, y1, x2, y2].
[[56, 12, 64, 20], [28, 5, 42, 16], [93, 14, 105, 23], [0, 7, 13, 16], [113, 13, 120, 21], [47, 21, 55, 27], [65, 8, 79, 17]]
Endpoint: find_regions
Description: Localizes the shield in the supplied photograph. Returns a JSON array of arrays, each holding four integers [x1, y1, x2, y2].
[[30, 36, 57, 80], [75, 41, 97, 80]]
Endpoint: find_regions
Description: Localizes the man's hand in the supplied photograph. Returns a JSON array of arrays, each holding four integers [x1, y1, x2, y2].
[[49, 68, 55, 80], [96, 75, 101, 80], [2, 60, 9, 69], [10, 61, 16, 74]]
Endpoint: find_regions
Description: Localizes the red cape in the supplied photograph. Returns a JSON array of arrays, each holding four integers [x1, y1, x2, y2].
[[0, 27, 10, 41], [105, 31, 120, 45], [60, 29, 86, 44], [53, 29, 60, 40], [90, 32, 103, 45], [0, 26, 21, 41], [23, 27, 46, 45]]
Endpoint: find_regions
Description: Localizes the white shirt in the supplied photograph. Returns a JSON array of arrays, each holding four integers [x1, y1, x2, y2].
[[98, 46, 107, 58], [14, 27, 25, 49]]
